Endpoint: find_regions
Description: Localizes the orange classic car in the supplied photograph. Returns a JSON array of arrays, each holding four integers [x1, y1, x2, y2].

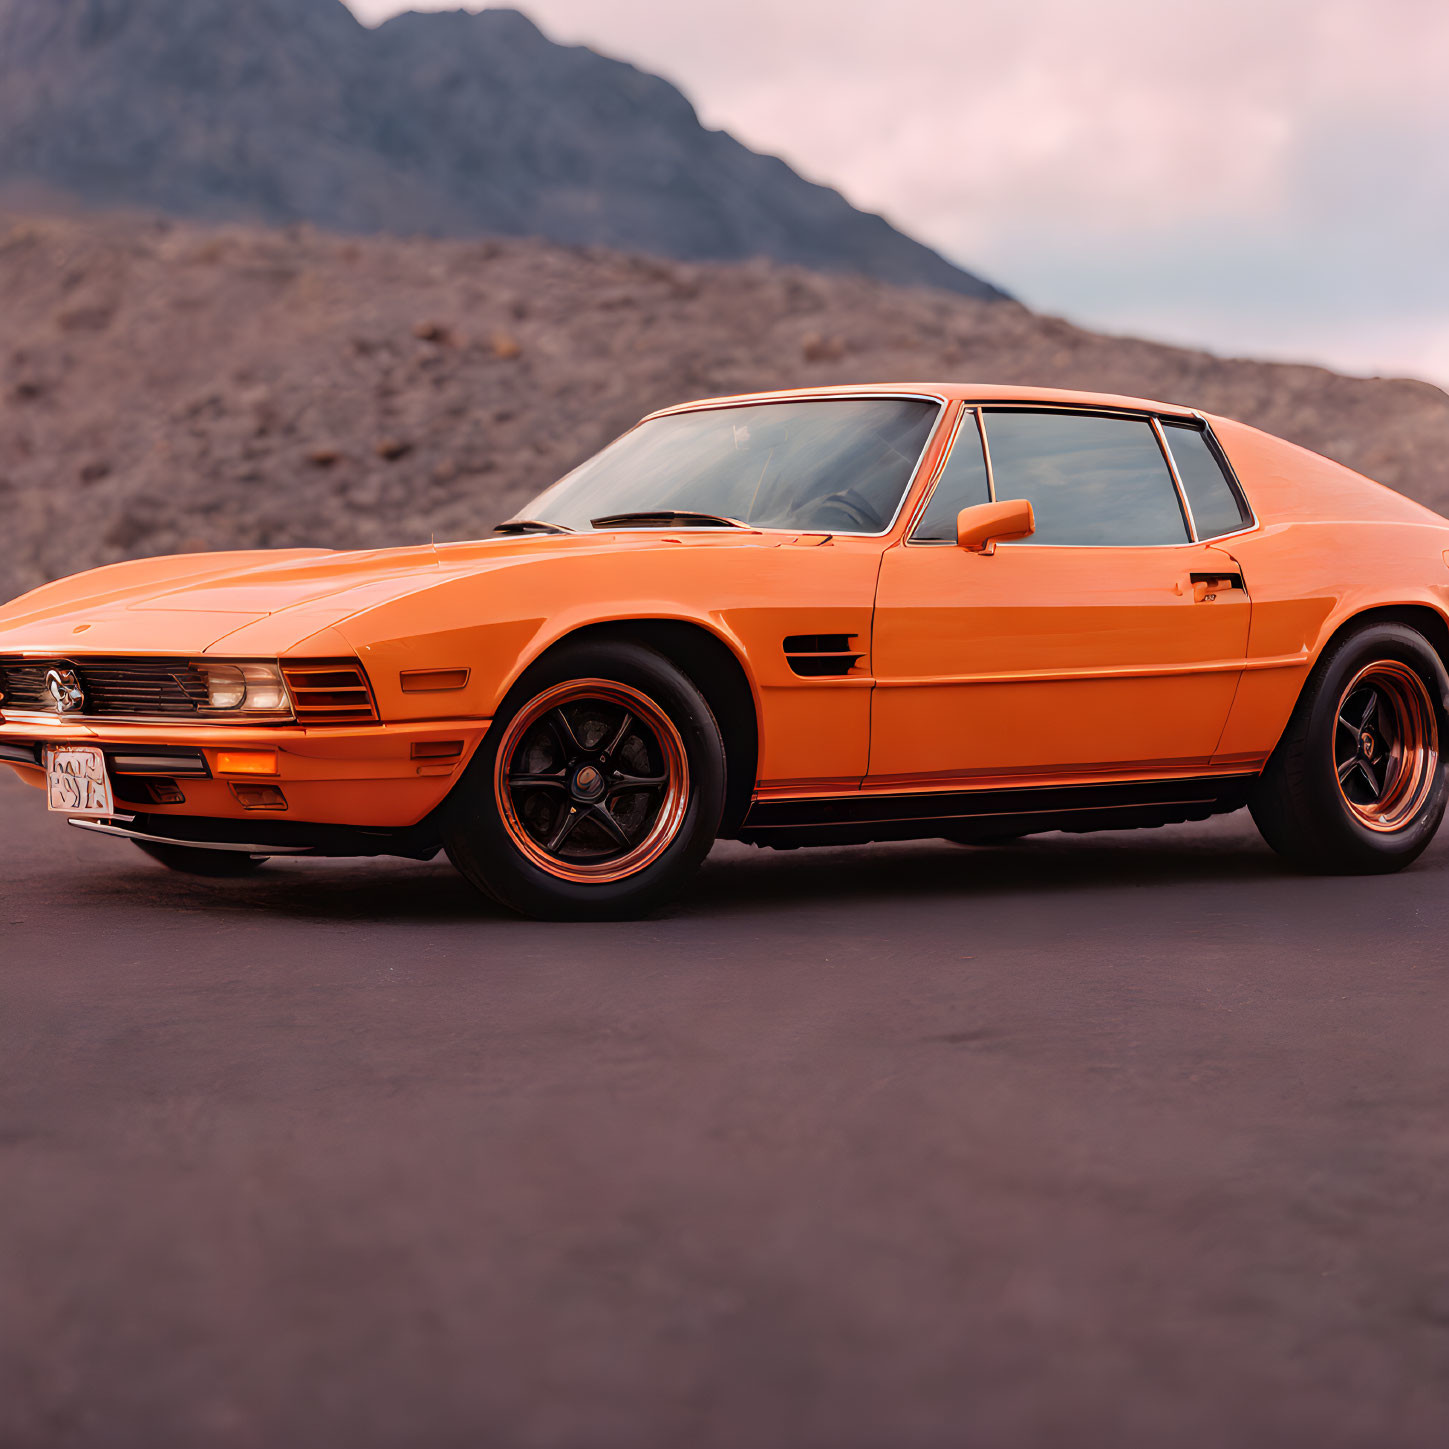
[[3, 383, 1448, 918]]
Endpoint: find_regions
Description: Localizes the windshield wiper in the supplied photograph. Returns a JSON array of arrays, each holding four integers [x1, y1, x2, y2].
[[493, 519, 575, 535], [590, 510, 749, 530]]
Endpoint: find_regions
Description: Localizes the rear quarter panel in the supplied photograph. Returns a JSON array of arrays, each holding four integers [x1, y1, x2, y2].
[[1208, 418, 1449, 762]]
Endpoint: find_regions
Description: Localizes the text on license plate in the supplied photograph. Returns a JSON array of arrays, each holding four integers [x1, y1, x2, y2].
[[45, 745, 116, 817]]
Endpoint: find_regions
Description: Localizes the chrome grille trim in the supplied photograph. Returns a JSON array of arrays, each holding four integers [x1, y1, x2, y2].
[[1, 656, 381, 726], [0, 657, 211, 718]]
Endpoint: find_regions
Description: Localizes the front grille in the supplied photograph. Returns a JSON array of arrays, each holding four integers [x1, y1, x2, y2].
[[1, 656, 381, 726], [0, 658, 210, 717]]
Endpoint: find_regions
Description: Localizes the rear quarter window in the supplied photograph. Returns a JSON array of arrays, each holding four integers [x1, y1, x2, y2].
[[1160, 422, 1252, 539]]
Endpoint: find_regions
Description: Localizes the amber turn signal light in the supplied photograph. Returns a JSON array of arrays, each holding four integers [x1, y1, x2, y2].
[[400, 668, 470, 693], [216, 750, 279, 776]]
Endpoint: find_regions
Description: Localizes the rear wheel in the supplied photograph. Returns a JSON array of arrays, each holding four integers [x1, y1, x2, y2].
[[134, 841, 268, 877], [1250, 622, 1448, 873], [442, 641, 726, 920]]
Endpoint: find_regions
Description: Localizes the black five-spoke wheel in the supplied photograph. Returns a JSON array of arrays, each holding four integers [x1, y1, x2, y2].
[[1333, 662, 1438, 831], [497, 681, 689, 881], [441, 641, 727, 919], [1251, 622, 1448, 873]]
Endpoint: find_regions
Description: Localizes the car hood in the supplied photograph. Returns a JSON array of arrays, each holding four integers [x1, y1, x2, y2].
[[0, 532, 760, 656]]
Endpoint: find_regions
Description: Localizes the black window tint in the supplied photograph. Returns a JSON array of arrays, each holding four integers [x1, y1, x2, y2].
[[982, 412, 1189, 546], [911, 411, 991, 541], [1161, 422, 1251, 538]]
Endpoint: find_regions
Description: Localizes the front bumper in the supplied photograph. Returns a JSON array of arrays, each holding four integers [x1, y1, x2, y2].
[[0, 715, 491, 828]]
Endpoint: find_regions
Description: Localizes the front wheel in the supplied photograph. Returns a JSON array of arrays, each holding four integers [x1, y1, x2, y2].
[[442, 641, 726, 920], [1250, 622, 1448, 873]]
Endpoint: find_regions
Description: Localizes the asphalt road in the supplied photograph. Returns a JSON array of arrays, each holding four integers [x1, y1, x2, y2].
[[1, 769, 1446, 1449]]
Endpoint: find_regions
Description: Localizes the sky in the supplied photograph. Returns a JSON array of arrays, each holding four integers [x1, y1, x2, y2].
[[347, 0, 1449, 387]]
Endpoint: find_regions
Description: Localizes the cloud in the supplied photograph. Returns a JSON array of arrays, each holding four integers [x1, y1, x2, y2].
[[347, 0, 1449, 383]]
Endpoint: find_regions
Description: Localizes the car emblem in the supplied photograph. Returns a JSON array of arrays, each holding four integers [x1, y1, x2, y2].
[[1360, 730, 1376, 758], [45, 667, 86, 714], [573, 765, 604, 798]]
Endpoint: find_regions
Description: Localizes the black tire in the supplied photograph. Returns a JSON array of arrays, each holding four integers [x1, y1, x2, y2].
[[442, 641, 727, 920], [1250, 622, 1449, 873], [134, 840, 268, 877]]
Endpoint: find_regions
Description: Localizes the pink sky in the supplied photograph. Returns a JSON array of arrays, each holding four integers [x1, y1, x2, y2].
[[348, 1, 1449, 387]]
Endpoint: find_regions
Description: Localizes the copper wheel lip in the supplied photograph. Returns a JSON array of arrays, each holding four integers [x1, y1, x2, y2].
[[1333, 660, 1438, 833], [494, 679, 690, 884]]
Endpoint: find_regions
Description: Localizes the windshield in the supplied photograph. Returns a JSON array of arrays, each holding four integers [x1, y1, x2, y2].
[[512, 397, 942, 534]]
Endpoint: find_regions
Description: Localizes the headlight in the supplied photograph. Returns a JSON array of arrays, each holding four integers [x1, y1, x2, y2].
[[194, 661, 291, 715]]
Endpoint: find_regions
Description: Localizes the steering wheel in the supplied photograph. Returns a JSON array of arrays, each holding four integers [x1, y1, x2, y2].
[[801, 487, 881, 532]]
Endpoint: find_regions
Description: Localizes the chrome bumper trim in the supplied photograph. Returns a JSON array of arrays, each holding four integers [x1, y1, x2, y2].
[[67, 819, 314, 856]]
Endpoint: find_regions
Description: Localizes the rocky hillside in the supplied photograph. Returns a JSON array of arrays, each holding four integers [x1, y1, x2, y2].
[[0, 0, 1003, 300], [3, 209, 1448, 603]]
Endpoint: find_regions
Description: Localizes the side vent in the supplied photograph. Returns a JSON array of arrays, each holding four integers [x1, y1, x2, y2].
[[281, 660, 379, 724], [783, 634, 864, 678]]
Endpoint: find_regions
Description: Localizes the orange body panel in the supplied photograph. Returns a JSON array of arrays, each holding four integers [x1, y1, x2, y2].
[[3, 382, 1448, 838], [870, 541, 1250, 786], [1203, 416, 1449, 760]]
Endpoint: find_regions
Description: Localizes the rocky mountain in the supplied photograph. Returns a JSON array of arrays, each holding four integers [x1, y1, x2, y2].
[[3, 209, 1447, 604], [0, 0, 1006, 298]]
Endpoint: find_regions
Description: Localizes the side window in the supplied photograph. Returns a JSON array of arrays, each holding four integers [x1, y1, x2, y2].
[[910, 410, 991, 542], [982, 411, 1189, 546], [1160, 421, 1251, 539]]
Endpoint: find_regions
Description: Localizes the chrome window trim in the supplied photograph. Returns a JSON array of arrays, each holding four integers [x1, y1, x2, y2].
[[1187, 411, 1261, 542], [969, 400, 1191, 421], [903, 404, 982, 544], [566, 391, 951, 540], [967, 405, 1234, 552], [642, 388, 951, 424], [980, 406, 997, 502], [1151, 416, 1199, 542], [511, 391, 1260, 548], [904, 405, 1007, 547]]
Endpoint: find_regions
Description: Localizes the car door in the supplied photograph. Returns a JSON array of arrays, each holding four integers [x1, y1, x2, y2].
[[868, 406, 1253, 786]]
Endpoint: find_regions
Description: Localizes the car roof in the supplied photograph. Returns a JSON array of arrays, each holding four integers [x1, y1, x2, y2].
[[647, 382, 1201, 421]]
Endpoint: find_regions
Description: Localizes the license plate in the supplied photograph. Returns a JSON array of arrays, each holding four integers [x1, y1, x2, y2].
[[45, 745, 115, 817]]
